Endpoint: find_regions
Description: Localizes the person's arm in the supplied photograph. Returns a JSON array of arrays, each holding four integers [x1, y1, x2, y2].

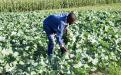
[[56, 21, 67, 52], [64, 25, 68, 34], [63, 26, 69, 45], [56, 21, 64, 47]]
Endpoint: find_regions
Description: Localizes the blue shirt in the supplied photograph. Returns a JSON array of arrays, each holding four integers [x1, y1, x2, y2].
[[43, 13, 68, 46]]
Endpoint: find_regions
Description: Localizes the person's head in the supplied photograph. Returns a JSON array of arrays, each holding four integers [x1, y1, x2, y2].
[[67, 11, 76, 25]]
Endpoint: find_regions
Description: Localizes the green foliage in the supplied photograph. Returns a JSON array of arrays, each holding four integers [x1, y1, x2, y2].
[[0, 10, 121, 74], [108, 62, 121, 75]]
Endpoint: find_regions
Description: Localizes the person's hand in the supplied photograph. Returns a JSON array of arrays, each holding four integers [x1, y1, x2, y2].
[[60, 46, 67, 55]]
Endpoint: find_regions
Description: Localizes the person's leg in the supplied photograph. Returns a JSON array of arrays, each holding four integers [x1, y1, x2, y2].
[[43, 24, 55, 56], [47, 34, 55, 56]]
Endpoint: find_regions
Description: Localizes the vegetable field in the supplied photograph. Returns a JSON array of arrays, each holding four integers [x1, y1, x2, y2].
[[0, 10, 121, 75]]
